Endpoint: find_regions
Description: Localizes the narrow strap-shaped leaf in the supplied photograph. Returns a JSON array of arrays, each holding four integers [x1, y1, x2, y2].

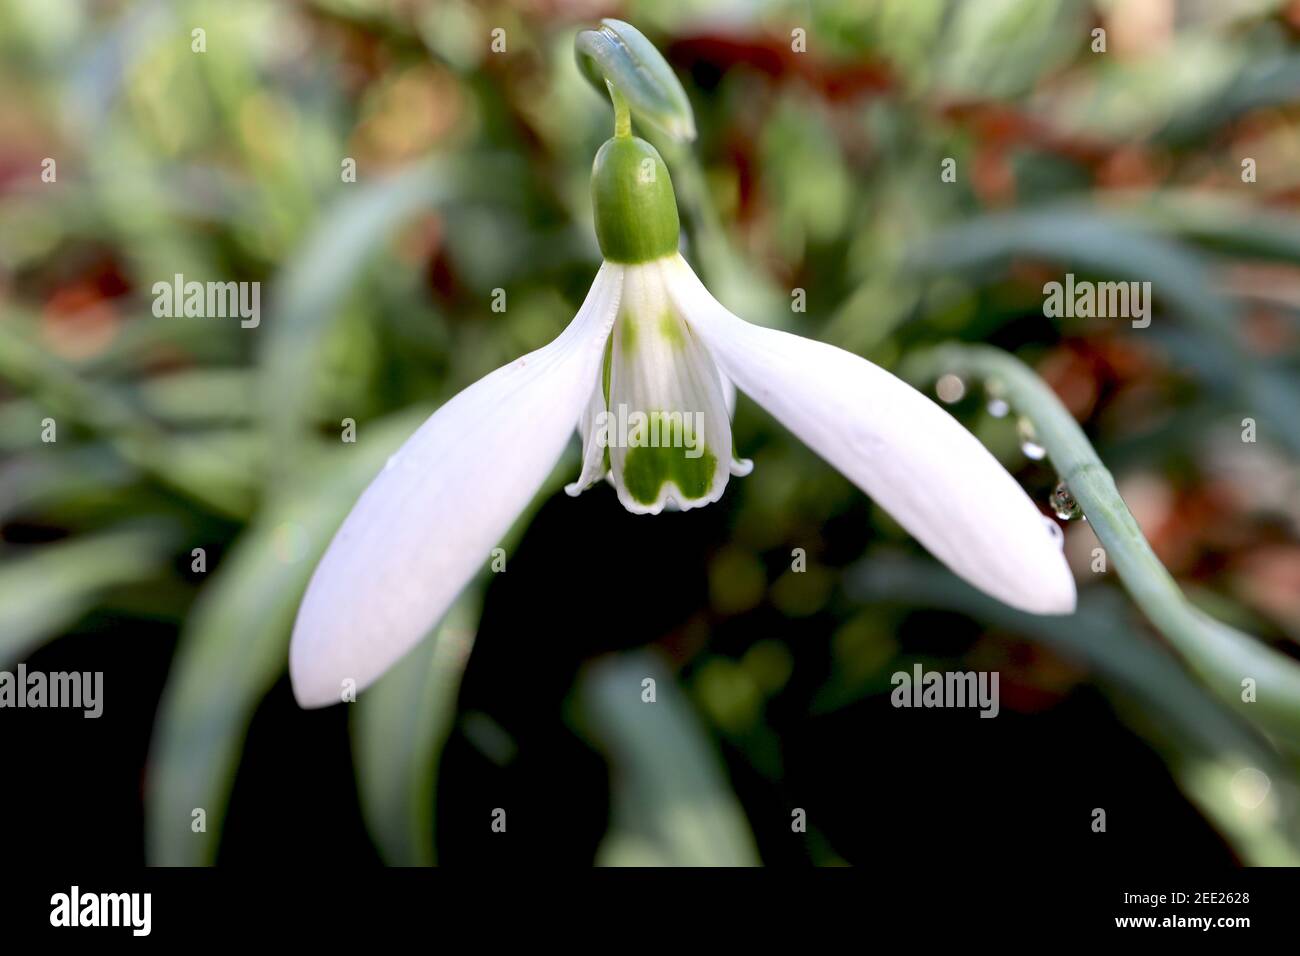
[[352, 590, 482, 866], [576, 652, 759, 866], [907, 209, 1300, 456], [0, 315, 254, 518], [144, 406, 430, 865], [0, 525, 175, 668], [905, 343, 1300, 748], [260, 155, 525, 484]]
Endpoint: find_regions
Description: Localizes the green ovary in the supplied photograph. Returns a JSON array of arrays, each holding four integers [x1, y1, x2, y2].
[[590, 137, 680, 264]]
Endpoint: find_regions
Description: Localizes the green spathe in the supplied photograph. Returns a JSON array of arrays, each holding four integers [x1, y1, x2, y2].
[[575, 19, 696, 142], [591, 136, 680, 264]]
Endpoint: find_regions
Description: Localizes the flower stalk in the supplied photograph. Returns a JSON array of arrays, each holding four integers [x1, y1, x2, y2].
[[609, 82, 631, 139]]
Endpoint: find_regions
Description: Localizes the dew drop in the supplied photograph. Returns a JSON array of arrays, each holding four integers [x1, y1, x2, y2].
[[1231, 767, 1271, 810], [1025, 447, 1046, 462], [986, 397, 1010, 418], [936, 373, 966, 404], [1049, 479, 1082, 520], [1017, 418, 1046, 461]]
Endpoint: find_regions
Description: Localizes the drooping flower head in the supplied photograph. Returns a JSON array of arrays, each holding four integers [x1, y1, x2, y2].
[[568, 133, 752, 513], [290, 20, 1075, 708]]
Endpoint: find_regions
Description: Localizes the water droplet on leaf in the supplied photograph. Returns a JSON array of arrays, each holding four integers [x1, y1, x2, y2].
[[1050, 479, 1082, 520], [987, 397, 1010, 418], [1017, 418, 1046, 460], [936, 373, 966, 404]]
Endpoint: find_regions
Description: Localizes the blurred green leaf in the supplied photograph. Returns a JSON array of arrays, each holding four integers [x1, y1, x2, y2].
[[133, 369, 255, 425], [0, 445, 137, 521], [144, 405, 430, 865], [910, 208, 1300, 455], [0, 315, 255, 517], [936, 0, 1081, 99], [260, 155, 524, 480], [1163, 54, 1300, 144], [1127, 190, 1300, 266], [577, 652, 760, 866], [0, 525, 175, 667], [351, 590, 481, 867], [846, 553, 1300, 865]]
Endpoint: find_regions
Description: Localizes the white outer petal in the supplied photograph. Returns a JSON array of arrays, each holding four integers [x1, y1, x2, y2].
[[290, 263, 623, 707], [665, 254, 1076, 615]]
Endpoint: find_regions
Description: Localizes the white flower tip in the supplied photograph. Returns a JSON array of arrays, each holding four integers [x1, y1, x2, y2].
[[289, 611, 396, 708], [1001, 561, 1078, 616], [953, 508, 1079, 617], [288, 637, 342, 710]]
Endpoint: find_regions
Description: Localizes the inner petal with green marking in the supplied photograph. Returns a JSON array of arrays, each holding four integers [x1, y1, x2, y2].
[[565, 259, 751, 514]]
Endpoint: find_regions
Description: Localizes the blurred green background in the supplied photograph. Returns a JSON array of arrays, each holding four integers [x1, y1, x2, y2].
[[2, 0, 1299, 866]]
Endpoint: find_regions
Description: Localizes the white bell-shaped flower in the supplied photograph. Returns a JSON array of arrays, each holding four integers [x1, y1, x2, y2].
[[290, 132, 1075, 708]]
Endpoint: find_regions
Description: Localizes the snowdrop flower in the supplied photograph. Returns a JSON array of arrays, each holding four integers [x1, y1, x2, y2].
[[290, 128, 1075, 707], [290, 21, 1075, 707]]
